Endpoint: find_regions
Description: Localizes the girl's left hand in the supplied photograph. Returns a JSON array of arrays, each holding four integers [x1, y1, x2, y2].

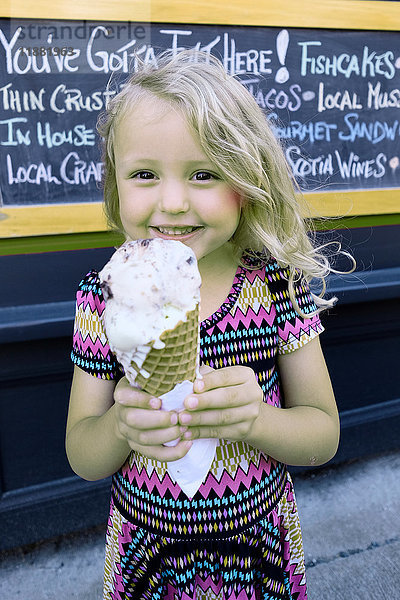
[[178, 365, 264, 442]]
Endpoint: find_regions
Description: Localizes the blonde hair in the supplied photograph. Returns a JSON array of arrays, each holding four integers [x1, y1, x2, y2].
[[97, 49, 355, 316]]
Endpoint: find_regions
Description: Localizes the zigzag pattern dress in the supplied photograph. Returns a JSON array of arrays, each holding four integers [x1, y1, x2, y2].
[[71, 254, 324, 600]]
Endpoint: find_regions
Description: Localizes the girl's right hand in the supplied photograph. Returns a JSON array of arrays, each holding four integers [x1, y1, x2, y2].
[[113, 377, 192, 462]]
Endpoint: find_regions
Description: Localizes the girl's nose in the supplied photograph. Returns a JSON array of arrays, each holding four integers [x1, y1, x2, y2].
[[158, 182, 189, 214]]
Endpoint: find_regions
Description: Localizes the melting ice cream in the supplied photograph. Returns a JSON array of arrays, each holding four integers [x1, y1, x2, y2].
[[99, 238, 201, 381]]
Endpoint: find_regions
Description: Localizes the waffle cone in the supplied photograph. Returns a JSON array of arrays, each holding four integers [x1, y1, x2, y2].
[[126, 305, 199, 396]]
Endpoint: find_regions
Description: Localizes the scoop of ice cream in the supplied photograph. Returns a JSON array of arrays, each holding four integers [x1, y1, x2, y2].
[[99, 239, 201, 356]]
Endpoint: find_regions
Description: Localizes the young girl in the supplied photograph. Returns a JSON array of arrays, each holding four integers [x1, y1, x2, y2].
[[66, 49, 351, 600]]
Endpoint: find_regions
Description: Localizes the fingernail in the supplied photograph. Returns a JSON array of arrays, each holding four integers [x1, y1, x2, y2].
[[170, 412, 178, 425], [150, 398, 160, 409], [179, 426, 188, 434], [195, 379, 204, 392], [186, 396, 198, 409], [183, 431, 193, 439]]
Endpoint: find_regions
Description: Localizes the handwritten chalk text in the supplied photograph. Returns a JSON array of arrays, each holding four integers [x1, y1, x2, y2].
[[300, 42, 395, 79]]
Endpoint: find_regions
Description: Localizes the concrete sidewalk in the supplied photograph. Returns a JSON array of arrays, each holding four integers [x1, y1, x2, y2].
[[1, 450, 399, 599]]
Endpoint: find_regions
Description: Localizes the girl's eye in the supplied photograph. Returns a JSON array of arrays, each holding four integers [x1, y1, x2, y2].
[[192, 171, 217, 181], [131, 171, 155, 180]]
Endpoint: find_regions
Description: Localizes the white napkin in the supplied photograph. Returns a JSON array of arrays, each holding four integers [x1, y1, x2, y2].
[[160, 380, 217, 498]]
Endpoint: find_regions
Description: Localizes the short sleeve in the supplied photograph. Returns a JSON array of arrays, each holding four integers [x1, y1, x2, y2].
[[71, 271, 123, 380], [267, 263, 325, 355]]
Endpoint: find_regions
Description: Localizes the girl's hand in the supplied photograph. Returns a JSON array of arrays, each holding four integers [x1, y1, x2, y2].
[[113, 377, 192, 462], [178, 365, 264, 442]]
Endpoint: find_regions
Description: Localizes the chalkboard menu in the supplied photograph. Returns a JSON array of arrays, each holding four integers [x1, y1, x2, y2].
[[1, 19, 400, 206]]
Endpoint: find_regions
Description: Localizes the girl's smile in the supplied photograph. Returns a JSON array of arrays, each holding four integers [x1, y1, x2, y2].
[[149, 225, 204, 241], [114, 96, 241, 267]]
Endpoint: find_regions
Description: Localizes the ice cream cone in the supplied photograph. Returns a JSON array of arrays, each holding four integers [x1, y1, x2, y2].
[[125, 304, 200, 397]]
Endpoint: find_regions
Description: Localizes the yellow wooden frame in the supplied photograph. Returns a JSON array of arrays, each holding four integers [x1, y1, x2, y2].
[[3, 1, 400, 30], [1, 1, 399, 237]]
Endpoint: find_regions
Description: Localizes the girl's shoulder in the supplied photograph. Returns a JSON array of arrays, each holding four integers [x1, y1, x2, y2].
[[75, 269, 104, 304], [242, 249, 283, 269], [241, 251, 290, 290], [76, 269, 102, 294], [240, 250, 320, 318], [72, 269, 123, 380]]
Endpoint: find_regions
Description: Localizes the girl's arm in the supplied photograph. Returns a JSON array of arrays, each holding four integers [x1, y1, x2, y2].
[[66, 366, 130, 481], [247, 336, 340, 466], [66, 366, 193, 481], [178, 336, 340, 467]]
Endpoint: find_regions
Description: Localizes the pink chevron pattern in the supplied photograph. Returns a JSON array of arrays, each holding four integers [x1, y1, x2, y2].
[[278, 314, 321, 345], [242, 267, 264, 285], [72, 257, 319, 599], [211, 303, 276, 336], [122, 460, 183, 501], [76, 288, 105, 315], [72, 331, 112, 361], [120, 452, 275, 502]]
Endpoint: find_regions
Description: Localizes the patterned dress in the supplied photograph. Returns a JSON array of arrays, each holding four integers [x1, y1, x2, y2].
[[71, 253, 324, 600]]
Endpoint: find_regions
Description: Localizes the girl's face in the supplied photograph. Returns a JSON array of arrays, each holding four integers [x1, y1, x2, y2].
[[113, 96, 241, 266]]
